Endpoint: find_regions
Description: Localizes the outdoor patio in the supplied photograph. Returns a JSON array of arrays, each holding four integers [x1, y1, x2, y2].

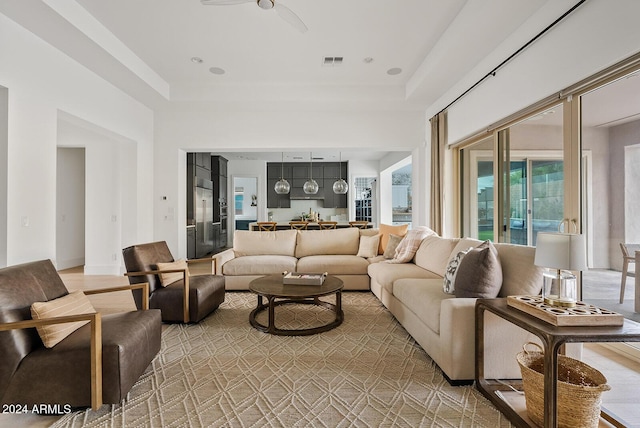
[[583, 269, 639, 322]]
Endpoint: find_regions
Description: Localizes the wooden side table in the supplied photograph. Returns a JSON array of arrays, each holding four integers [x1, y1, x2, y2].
[[475, 298, 640, 428]]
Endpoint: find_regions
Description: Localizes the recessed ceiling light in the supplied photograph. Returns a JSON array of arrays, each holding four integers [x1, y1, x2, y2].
[[209, 67, 225, 75], [191, 57, 203, 64], [387, 67, 402, 76], [363, 57, 374, 64]]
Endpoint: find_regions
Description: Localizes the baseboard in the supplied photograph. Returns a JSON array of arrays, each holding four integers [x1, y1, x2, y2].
[[83, 264, 121, 275], [599, 342, 640, 364], [56, 257, 85, 270]]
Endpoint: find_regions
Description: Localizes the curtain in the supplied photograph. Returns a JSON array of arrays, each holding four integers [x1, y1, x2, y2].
[[429, 111, 447, 235]]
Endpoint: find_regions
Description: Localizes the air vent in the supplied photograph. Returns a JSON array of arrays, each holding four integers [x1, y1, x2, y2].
[[322, 56, 344, 67]]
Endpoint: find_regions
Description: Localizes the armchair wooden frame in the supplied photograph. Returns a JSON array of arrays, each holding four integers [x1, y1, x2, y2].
[[620, 243, 640, 303], [0, 282, 150, 411], [124, 257, 217, 323]]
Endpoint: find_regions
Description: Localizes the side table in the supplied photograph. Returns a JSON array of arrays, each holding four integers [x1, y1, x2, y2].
[[475, 298, 640, 428]]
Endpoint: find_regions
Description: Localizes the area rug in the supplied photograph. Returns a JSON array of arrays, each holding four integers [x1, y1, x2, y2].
[[52, 292, 512, 427]]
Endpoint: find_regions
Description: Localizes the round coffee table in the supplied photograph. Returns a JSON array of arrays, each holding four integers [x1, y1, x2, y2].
[[248, 274, 344, 336]]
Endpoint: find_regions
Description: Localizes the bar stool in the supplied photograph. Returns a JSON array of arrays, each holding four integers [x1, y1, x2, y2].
[[349, 221, 369, 229], [256, 222, 277, 231], [318, 221, 337, 230], [289, 221, 309, 230]]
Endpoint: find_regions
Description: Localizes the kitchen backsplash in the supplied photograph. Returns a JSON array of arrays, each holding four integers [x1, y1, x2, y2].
[[268, 200, 348, 222]]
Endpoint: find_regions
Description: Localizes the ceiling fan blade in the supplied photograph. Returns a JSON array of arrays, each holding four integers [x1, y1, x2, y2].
[[201, 0, 252, 5], [274, 3, 308, 33]]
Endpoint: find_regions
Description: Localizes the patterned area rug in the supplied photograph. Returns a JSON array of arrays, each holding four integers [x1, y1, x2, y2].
[[53, 292, 512, 427]]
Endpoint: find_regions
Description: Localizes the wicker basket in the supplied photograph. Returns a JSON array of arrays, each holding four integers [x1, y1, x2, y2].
[[516, 342, 610, 428]]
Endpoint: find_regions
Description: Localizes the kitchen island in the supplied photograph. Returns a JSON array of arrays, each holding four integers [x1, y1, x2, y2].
[[248, 222, 373, 231]]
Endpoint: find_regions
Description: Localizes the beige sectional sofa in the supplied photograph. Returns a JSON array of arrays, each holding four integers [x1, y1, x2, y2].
[[215, 227, 551, 384], [368, 234, 546, 383]]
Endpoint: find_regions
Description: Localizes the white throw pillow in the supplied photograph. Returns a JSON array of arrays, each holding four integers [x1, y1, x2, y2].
[[156, 259, 189, 286], [357, 234, 381, 258], [31, 291, 96, 348], [443, 248, 471, 294]]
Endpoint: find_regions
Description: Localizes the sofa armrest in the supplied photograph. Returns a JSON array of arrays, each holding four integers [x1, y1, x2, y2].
[[84, 283, 150, 310], [0, 312, 103, 410], [212, 249, 236, 275]]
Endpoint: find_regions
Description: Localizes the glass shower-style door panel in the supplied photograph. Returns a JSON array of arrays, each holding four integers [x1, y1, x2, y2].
[[531, 160, 564, 245], [477, 160, 495, 241]]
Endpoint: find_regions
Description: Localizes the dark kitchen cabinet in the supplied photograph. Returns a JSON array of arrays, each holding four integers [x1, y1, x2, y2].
[[211, 156, 228, 249], [267, 163, 292, 208]]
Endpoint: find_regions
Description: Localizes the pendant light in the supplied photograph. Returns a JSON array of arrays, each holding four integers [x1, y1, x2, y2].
[[332, 152, 349, 194], [274, 152, 290, 194], [303, 152, 319, 194]]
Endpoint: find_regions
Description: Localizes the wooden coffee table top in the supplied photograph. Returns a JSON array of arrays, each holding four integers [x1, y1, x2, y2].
[[249, 274, 343, 298]]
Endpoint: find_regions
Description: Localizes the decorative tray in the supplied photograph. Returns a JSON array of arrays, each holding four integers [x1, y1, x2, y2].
[[282, 271, 327, 286], [507, 295, 624, 326]]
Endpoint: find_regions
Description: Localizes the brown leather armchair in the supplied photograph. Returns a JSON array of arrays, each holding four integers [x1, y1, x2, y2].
[[0, 259, 162, 410], [122, 241, 225, 323]]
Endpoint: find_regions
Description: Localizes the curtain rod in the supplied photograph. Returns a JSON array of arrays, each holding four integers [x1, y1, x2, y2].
[[436, 0, 588, 116]]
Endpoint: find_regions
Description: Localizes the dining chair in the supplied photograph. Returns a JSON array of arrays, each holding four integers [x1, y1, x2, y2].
[[318, 221, 337, 230], [289, 221, 309, 230], [349, 221, 369, 229], [256, 222, 278, 231], [619, 243, 640, 303]]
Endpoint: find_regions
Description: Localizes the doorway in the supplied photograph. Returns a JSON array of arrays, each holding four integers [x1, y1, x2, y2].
[[56, 147, 86, 270], [233, 176, 258, 233]]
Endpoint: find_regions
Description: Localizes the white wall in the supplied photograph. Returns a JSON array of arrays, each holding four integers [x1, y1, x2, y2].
[[0, 14, 154, 270], [0, 87, 7, 267], [444, 0, 640, 144]]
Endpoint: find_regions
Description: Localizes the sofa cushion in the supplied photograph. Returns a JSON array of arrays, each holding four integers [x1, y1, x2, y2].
[[443, 248, 471, 294], [454, 241, 502, 298], [446, 237, 483, 266], [414, 235, 460, 277], [233, 230, 297, 257], [297, 255, 370, 275], [31, 291, 96, 348], [378, 223, 409, 254], [388, 227, 435, 263], [393, 278, 452, 334], [383, 234, 404, 259], [368, 262, 438, 295], [495, 243, 543, 297], [222, 255, 297, 276], [295, 228, 360, 257], [357, 234, 381, 258], [156, 259, 188, 286]]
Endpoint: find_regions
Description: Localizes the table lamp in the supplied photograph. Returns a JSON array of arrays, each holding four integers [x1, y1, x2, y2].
[[534, 232, 587, 308]]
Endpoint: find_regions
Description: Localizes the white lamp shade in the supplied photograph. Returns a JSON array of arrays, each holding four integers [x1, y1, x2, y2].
[[534, 232, 587, 271]]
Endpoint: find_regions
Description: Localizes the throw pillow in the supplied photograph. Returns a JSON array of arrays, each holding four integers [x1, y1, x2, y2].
[[156, 259, 189, 286], [31, 291, 96, 348], [383, 234, 404, 259], [388, 226, 433, 264], [357, 234, 381, 258], [443, 248, 471, 294], [378, 223, 409, 255], [454, 240, 503, 298]]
